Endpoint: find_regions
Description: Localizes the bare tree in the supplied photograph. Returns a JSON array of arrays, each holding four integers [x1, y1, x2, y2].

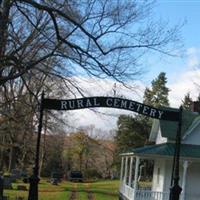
[[0, 77, 38, 171], [0, 0, 182, 87], [0, 68, 70, 171]]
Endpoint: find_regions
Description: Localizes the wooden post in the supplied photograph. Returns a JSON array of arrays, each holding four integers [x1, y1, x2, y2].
[[128, 157, 133, 187], [181, 160, 188, 200], [120, 157, 125, 181], [133, 157, 140, 200], [124, 157, 128, 184]]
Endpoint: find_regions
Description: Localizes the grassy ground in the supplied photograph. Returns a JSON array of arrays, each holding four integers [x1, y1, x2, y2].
[[3, 179, 120, 200]]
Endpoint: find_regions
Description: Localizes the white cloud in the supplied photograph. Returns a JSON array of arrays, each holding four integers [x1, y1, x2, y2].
[[186, 47, 200, 69], [168, 69, 200, 108], [66, 70, 200, 132], [65, 77, 145, 132], [69, 77, 145, 100], [168, 47, 200, 107], [63, 47, 200, 132]]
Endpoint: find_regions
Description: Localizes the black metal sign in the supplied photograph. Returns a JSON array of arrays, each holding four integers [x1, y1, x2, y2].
[[42, 96, 179, 121], [29, 93, 181, 200]]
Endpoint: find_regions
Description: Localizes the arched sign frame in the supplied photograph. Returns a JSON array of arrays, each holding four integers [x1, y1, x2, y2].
[[28, 92, 182, 200]]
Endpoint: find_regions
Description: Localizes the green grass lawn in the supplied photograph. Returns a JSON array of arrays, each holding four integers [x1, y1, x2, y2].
[[3, 179, 120, 200], [76, 180, 119, 200]]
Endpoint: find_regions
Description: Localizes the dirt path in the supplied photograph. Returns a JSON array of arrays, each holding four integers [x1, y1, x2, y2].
[[69, 190, 77, 200], [68, 182, 95, 200], [69, 183, 77, 200], [85, 183, 95, 200], [87, 191, 95, 200]]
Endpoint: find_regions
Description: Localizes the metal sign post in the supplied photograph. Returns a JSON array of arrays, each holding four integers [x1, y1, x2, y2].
[[28, 92, 44, 200], [28, 95, 180, 199], [169, 106, 183, 200]]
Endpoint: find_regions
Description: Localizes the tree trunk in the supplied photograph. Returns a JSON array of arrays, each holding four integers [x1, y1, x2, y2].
[[0, 0, 10, 57], [0, 136, 5, 170], [79, 154, 83, 171], [8, 146, 16, 172]]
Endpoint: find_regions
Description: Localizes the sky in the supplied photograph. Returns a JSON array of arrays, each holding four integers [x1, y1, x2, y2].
[[65, 1, 200, 134], [146, 0, 200, 102]]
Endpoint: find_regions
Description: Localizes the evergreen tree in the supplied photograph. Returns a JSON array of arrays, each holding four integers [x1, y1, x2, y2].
[[115, 115, 149, 153], [182, 92, 193, 111], [144, 72, 169, 107], [115, 72, 170, 154], [139, 72, 170, 141]]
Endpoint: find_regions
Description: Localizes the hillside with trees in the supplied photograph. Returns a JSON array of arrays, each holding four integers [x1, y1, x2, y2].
[[39, 129, 116, 179]]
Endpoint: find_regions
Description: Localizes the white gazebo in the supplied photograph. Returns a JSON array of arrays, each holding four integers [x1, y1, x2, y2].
[[119, 108, 200, 200]]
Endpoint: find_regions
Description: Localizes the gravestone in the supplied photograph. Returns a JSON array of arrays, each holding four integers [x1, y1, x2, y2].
[[11, 169, 21, 181], [17, 185, 27, 191], [3, 175, 12, 189], [50, 178, 58, 185]]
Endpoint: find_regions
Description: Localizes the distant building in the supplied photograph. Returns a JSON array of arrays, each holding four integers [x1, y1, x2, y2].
[[119, 106, 200, 200]]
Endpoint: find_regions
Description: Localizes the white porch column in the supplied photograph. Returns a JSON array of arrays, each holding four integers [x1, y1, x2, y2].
[[133, 156, 140, 200], [128, 156, 134, 187], [120, 156, 125, 181], [181, 160, 189, 200], [124, 156, 128, 183]]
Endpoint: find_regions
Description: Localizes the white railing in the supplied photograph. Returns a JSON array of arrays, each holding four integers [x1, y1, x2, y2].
[[119, 182, 170, 200], [119, 182, 200, 200], [135, 190, 169, 200], [120, 182, 134, 199], [120, 183, 200, 200]]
